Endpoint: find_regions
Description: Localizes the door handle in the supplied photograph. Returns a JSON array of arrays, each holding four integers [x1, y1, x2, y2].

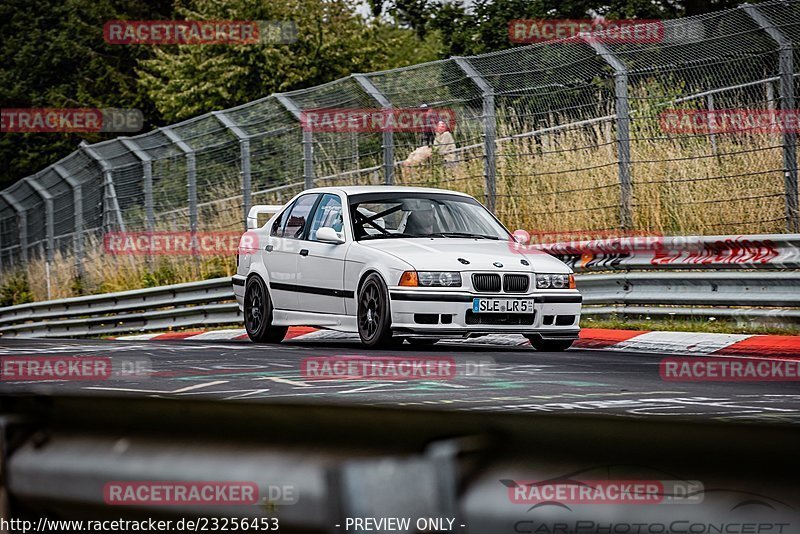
[[299, 249, 309, 256], [265, 244, 273, 252]]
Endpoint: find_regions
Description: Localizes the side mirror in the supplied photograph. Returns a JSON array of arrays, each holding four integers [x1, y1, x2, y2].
[[316, 227, 345, 244]]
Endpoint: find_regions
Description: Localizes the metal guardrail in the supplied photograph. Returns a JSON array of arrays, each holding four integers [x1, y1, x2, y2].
[[0, 278, 241, 338], [0, 235, 798, 338]]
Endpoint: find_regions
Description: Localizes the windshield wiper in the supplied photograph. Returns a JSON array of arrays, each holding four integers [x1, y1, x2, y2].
[[359, 232, 415, 240], [427, 232, 502, 240]]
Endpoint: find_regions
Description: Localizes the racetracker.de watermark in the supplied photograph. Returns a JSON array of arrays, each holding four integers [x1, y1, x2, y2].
[[0, 356, 151, 381], [104, 482, 256, 505], [104, 231, 260, 256], [104, 20, 297, 45], [660, 357, 800, 382], [660, 109, 800, 134], [1, 108, 143, 133], [505, 479, 704, 505], [301, 356, 494, 380], [104, 481, 298, 505], [300, 108, 456, 132], [508, 229, 663, 255], [509, 19, 664, 43]]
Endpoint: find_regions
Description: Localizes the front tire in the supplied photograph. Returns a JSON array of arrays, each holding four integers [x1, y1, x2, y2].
[[244, 276, 288, 343], [525, 335, 574, 352], [357, 273, 394, 348]]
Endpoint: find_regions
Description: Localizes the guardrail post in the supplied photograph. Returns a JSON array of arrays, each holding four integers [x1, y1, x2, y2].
[[353, 74, 394, 185], [453, 57, 497, 213], [119, 138, 155, 232], [276, 94, 314, 190], [583, 37, 633, 230], [0, 192, 27, 264], [160, 128, 198, 250], [80, 142, 126, 233], [742, 3, 799, 232], [213, 111, 253, 230], [53, 164, 84, 279]]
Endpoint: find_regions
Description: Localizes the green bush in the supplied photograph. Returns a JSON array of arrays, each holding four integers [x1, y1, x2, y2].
[[0, 271, 34, 307]]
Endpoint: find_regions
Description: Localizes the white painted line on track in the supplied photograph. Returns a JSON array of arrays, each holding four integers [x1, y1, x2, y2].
[[258, 376, 312, 387], [114, 333, 161, 340], [84, 380, 229, 395], [186, 329, 247, 340]]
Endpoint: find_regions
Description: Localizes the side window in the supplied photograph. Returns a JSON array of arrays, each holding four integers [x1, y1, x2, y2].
[[270, 202, 294, 236], [282, 194, 319, 239], [308, 194, 343, 241]]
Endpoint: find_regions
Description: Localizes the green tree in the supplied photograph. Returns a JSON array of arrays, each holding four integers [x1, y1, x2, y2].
[[138, 0, 441, 122], [0, 0, 172, 188], [369, 0, 746, 58]]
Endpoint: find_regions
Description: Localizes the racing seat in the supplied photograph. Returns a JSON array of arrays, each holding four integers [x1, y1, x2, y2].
[[404, 210, 436, 235]]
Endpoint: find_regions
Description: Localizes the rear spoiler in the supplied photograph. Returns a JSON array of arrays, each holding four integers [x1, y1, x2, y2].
[[246, 204, 283, 229]]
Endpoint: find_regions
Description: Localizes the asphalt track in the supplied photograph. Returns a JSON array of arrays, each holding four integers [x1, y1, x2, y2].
[[1, 334, 799, 424]]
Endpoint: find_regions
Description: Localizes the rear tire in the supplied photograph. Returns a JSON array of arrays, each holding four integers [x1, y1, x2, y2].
[[357, 273, 394, 348], [525, 335, 574, 352], [244, 276, 288, 343]]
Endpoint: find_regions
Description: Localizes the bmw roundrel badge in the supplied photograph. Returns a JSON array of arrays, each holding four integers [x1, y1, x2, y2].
[[493, 262, 503, 268]]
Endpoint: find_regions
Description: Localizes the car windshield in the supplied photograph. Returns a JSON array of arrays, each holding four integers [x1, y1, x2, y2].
[[349, 192, 510, 241]]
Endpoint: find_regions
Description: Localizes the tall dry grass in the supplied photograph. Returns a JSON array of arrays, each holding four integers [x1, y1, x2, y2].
[[8, 118, 791, 302]]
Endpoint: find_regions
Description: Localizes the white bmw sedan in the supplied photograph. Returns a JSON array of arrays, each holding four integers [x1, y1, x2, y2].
[[233, 186, 581, 350]]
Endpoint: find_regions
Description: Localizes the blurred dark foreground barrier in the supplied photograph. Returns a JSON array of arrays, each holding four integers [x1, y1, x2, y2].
[[0, 395, 797, 532]]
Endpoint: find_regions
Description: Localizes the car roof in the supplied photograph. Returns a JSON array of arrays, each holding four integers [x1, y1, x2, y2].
[[302, 185, 473, 197]]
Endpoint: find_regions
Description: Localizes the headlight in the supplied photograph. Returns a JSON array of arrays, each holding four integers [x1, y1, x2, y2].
[[400, 271, 462, 287], [535, 273, 575, 289]]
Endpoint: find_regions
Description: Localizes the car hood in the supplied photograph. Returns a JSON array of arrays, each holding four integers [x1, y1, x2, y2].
[[359, 238, 572, 273]]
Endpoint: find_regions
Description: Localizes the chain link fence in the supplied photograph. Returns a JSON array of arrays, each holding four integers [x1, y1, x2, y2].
[[1, 0, 799, 290]]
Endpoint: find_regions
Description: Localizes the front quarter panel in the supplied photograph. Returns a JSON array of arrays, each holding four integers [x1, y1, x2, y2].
[[344, 242, 414, 316]]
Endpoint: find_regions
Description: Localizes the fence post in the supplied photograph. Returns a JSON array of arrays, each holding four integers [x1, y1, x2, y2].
[[353, 74, 394, 185], [0, 192, 27, 264], [707, 93, 718, 156], [453, 57, 497, 213], [53, 164, 84, 279], [0, 201, 5, 271], [160, 127, 198, 249], [276, 94, 314, 190], [584, 38, 633, 230], [24, 176, 53, 261], [24, 175, 53, 298], [80, 142, 127, 233], [119, 138, 155, 232], [742, 3, 798, 232], [213, 111, 253, 230]]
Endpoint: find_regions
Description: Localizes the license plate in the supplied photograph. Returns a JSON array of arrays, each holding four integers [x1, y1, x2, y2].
[[472, 298, 534, 313]]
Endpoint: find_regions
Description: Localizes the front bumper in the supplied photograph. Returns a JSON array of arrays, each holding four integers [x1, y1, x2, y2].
[[388, 288, 581, 338]]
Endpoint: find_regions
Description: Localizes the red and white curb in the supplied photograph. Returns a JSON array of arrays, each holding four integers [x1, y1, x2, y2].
[[114, 328, 800, 358]]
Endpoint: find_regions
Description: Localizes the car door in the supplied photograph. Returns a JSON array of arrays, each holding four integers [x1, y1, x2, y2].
[[264, 193, 319, 311], [296, 193, 349, 315]]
